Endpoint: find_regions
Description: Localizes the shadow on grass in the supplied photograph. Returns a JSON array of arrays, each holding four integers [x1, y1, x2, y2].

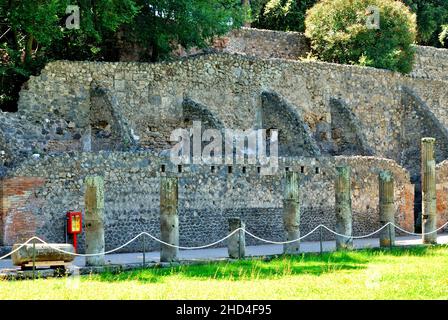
[[94, 252, 368, 283], [91, 245, 443, 284]]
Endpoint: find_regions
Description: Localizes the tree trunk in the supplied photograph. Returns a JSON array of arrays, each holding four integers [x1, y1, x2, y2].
[[242, 0, 251, 27], [24, 35, 34, 64]]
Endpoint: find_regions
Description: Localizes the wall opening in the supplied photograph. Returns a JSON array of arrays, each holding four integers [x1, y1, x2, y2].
[[261, 91, 321, 157]]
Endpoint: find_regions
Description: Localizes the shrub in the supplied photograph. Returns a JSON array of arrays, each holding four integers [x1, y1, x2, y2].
[[304, 0, 417, 73]]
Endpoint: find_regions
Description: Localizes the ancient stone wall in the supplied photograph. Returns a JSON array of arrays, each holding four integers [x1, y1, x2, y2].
[[219, 28, 310, 59], [3, 28, 448, 253], [219, 28, 448, 84], [13, 53, 448, 172], [0, 153, 414, 251], [411, 45, 448, 82]]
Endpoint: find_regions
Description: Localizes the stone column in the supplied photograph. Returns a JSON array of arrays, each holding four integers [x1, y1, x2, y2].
[[228, 218, 245, 259], [160, 176, 179, 262], [421, 138, 437, 244], [0, 180, 4, 246], [283, 171, 300, 254], [378, 171, 395, 247], [84, 176, 105, 266], [335, 166, 353, 250]]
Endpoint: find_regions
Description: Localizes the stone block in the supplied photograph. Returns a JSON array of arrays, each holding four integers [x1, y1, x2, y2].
[[11, 243, 75, 266]]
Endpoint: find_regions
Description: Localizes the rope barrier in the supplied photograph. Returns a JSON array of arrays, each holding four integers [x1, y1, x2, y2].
[[393, 221, 448, 236], [0, 221, 447, 261], [321, 222, 392, 239]]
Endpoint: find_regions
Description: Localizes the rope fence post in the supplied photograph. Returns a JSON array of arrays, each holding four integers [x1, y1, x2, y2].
[[228, 218, 245, 259], [142, 234, 146, 267], [32, 241, 36, 280], [319, 225, 323, 255], [389, 224, 393, 250], [239, 228, 242, 260]]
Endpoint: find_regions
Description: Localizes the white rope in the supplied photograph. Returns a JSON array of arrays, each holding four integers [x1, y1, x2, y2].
[[244, 225, 322, 244], [393, 221, 448, 236], [0, 229, 243, 259], [0, 236, 42, 260], [322, 222, 392, 239], [0, 222, 446, 260], [143, 229, 241, 250]]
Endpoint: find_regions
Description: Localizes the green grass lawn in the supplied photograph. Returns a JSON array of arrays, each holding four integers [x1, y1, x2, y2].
[[1, 245, 448, 300]]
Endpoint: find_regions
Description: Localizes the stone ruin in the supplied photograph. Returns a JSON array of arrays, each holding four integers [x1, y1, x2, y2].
[[1, 28, 448, 253]]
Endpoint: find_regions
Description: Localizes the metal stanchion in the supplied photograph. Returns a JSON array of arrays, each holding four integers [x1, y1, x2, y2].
[[319, 226, 323, 255], [32, 241, 36, 280], [389, 224, 393, 250], [142, 234, 146, 267], [238, 229, 242, 260]]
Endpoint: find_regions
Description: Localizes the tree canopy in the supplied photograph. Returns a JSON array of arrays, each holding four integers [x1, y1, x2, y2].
[[252, 0, 448, 48], [0, 0, 245, 111], [305, 0, 417, 73]]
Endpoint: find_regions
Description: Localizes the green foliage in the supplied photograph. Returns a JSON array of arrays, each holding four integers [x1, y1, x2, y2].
[[126, 0, 245, 61], [252, 0, 317, 32], [403, 0, 448, 47], [440, 25, 448, 46], [250, 0, 448, 49], [0, 0, 140, 111], [305, 0, 417, 74], [0, 0, 245, 111]]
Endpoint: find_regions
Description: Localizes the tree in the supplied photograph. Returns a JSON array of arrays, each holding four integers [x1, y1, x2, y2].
[[0, 0, 139, 111], [403, 0, 448, 48], [0, 0, 245, 111], [125, 0, 245, 61], [305, 0, 417, 74]]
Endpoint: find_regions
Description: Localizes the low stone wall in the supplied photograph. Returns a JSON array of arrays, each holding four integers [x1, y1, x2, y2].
[[411, 45, 448, 82], [221, 28, 448, 84], [220, 28, 310, 59], [0, 153, 414, 252], [436, 160, 448, 230]]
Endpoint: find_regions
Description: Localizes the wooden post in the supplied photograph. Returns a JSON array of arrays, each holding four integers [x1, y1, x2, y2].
[[228, 218, 245, 259], [84, 176, 105, 266], [421, 138, 437, 244], [335, 166, 353, 250], [160, 176, 179, 262], [283, 171, 300, 254], [379, 171, 395, 247]]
